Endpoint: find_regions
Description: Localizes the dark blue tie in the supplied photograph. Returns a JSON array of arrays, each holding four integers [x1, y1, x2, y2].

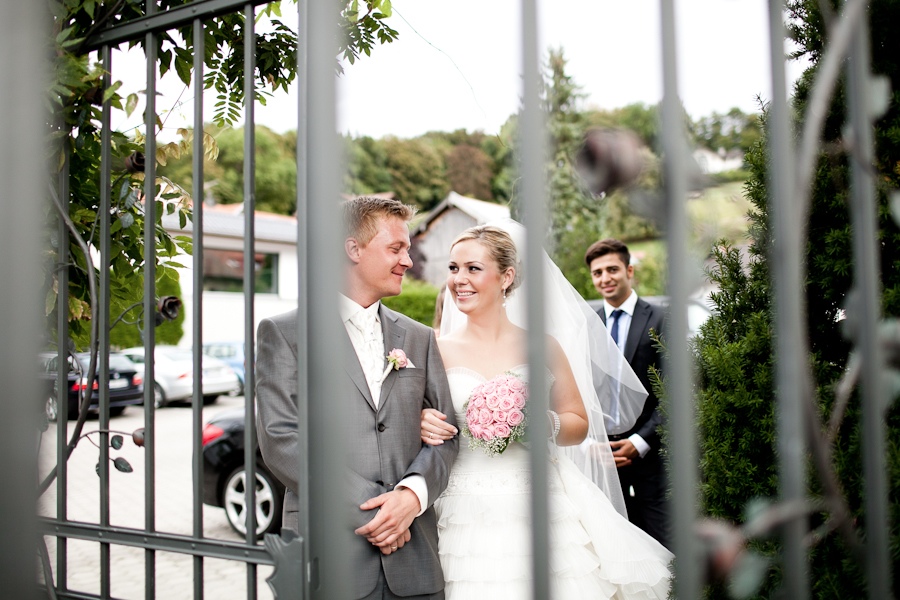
[[609, 309, 624, 345]]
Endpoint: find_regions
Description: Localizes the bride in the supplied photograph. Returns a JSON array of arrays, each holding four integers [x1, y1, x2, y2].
[[420, 221, 673, 599]]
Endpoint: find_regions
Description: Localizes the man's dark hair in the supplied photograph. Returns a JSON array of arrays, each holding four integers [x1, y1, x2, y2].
[[584, 238, 631, 267]]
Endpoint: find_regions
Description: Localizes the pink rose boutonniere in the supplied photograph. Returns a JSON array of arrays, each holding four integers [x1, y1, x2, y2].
[[386, 348, 408, 371], [461, 371, 528, 457]]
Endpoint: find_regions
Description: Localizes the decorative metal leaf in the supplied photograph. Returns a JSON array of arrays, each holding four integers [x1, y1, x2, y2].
[[110, 435, 123, 450], [113, 457, 133, 473]]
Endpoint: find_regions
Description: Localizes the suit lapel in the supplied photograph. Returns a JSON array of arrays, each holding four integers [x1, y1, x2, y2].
[[342, 324, 377, 412], [378, 306, 407, 407], [625, 300, 650, 362]]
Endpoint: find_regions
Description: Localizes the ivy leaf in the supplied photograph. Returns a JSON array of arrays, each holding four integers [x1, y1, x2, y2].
[[113, 457, 133, 473], [110, 435, 124, 450], [125, 93, 139, 117], [102, 81, 123, 104]]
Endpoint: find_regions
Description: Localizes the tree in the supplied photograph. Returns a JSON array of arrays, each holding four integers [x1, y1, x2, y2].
[[691, 1, 900, 595], [445, 144, 494, 200], [49, 0, 400, 353], [380, 136, 449, 209]]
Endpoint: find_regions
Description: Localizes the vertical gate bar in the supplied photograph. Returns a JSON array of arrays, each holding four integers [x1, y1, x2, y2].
[[191, 16, 207, 600], [0, 3, 43, 595], [144, 2, 159, 597], [294, 2, 312, 596], [99, 43, 114, 600], [519, 0, 551, 598], [766, 1, 809, 597], [657, 1, 700, 597], [308, 0, 351, 597], [57, 152, 72, 596], [846, 14, 891, 598], [242, 4, 260, 597]]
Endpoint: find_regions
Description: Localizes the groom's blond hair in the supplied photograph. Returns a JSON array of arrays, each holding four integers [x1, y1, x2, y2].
[[342, 196, 417, 246]]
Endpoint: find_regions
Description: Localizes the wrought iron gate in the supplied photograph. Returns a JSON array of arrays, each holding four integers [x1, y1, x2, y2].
[[0, 0, 892, 599]]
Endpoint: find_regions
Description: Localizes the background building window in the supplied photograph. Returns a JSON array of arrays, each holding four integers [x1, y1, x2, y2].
[[203, 249, 278, 294]]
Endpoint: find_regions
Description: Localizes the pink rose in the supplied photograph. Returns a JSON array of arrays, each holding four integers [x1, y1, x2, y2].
[[507, 409, 525, 426], [477, 408, 493, 426], [469, 423, 483, 439], [386, 348, 408, 370], [512, 391, 526, 409], [485, 393, 501, 410], [495, 383, 511, 399], [480, 380, 498, 395], [492, 410, 508, 424], [508, 377, 525, 393], [493, 423, 512, 438], [471, 395, 486, 409], [498, 396, 515, 411]]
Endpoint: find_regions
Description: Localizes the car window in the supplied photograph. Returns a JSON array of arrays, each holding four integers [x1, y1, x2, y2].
[[125, 353, 144, 364]]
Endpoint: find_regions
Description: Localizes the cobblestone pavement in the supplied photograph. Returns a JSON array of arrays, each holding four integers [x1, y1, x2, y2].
[[38, 395, 276, 599]]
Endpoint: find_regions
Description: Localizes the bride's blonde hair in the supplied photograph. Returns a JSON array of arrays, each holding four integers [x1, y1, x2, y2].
[[451, 225, 522, 296]]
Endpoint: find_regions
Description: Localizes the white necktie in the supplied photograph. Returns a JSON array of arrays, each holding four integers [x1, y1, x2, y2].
[[350, 310, 385, 398]]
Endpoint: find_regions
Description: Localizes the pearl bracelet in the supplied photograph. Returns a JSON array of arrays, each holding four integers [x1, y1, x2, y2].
[[547, 410, 561, 440]]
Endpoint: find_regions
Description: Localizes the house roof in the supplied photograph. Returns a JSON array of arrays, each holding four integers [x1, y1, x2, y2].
[[413, 191, 510, 236], [161, 202, 298, 244]]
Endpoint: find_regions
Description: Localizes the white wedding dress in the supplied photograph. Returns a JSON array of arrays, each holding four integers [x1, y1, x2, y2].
[[434, 366, 673, 599]]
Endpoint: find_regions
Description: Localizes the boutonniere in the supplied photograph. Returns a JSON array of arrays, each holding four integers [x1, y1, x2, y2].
[[386, 348, 409, 370], [382, 348, 414, 381]]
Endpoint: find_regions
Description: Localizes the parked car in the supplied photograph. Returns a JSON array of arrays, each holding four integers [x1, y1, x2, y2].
[[201, 341, 248, 397], [586, 295, 712, 339], [38, 352, 144, 422], [201, 407, 284, 538], [120, 346, 240, 408]]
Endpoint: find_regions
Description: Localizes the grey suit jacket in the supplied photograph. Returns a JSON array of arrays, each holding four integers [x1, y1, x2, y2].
[[256, 305, 459, 599]]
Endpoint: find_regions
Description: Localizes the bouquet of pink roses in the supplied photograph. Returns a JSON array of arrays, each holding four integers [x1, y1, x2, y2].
[[461, 372, 528, 457]]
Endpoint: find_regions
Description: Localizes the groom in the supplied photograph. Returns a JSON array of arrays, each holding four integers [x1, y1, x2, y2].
[[257, 195, 458, 599]]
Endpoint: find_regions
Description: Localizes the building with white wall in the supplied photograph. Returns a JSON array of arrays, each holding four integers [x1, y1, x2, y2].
[[162, 203, 299, 347]]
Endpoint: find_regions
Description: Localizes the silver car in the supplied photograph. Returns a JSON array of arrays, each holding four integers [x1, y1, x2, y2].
[[120, 346, 240, 408]]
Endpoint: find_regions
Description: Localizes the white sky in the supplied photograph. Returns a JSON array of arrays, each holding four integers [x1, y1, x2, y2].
[[112, 0, 809, 140]]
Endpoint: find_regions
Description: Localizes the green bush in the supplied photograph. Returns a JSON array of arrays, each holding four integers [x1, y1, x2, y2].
[[383, 277, 440, 328]]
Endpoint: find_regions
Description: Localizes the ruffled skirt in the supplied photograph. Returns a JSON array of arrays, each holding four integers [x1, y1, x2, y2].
[[434, 443, 672, 599]]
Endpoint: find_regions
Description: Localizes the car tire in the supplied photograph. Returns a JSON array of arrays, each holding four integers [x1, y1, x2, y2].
[[202, 394, 219, 406], [222, 465, 283, 539], [154, 383, 167, 409], [45, 396, 59, 423], [109, 406, 126, 417]]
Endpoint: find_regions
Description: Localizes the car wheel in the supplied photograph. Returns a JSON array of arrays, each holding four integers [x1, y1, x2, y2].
[[154, 383, 167, 409], [45, 396, 58, 423], [223, 465, 283, 538], [109, 406, 125, 417], [202, 394, 219, 406]]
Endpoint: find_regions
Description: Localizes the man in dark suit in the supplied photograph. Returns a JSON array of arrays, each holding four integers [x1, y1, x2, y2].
[[585, 238, 669, 548], [257, 196, 459, 599]]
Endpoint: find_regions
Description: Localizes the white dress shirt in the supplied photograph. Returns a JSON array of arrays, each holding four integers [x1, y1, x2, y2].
[[603, 291, 650, 458]]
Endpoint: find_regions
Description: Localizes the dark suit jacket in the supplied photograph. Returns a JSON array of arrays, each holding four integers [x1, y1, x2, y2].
[[256, 306, 459, 599], [599, 297, 665, 455]]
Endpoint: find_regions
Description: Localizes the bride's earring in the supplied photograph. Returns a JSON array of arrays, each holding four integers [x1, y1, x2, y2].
[[502, 288, 507, 308]]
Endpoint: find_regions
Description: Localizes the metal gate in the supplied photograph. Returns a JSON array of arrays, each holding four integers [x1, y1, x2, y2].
[[0, 0, 892, 599]]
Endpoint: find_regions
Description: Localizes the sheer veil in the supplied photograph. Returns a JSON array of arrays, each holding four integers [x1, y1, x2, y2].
[[439, 218, 648, 518]]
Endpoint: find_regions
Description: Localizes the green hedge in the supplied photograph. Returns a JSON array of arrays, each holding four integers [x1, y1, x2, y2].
[[383, 277, 440, 328]]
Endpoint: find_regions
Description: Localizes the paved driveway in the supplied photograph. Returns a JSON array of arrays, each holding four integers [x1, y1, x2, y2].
[[38, 395, 275, 599]]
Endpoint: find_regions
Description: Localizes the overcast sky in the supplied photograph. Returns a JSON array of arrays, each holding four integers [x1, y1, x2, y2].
[[112, 0, 809, 140]]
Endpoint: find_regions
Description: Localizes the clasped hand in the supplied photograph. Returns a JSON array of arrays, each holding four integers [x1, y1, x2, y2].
[[355, 487, 418, 555]]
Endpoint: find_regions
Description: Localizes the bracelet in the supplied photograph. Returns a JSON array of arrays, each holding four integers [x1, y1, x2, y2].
[[547, 410, 561, 440]]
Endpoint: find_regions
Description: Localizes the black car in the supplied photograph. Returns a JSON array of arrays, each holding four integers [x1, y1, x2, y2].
[[39, 352, 144, 422], [202, 408, 285, 538]]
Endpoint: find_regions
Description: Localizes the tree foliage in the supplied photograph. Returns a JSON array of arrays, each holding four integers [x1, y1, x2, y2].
[[48, 0, 400, 351], [692, 1, 900, 596]]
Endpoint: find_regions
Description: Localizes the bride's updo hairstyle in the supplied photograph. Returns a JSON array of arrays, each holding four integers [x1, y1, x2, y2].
[[450, 225, 522, 296]]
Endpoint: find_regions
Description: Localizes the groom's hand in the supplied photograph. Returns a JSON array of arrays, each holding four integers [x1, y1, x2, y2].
[[355, 487, 419, 549]]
